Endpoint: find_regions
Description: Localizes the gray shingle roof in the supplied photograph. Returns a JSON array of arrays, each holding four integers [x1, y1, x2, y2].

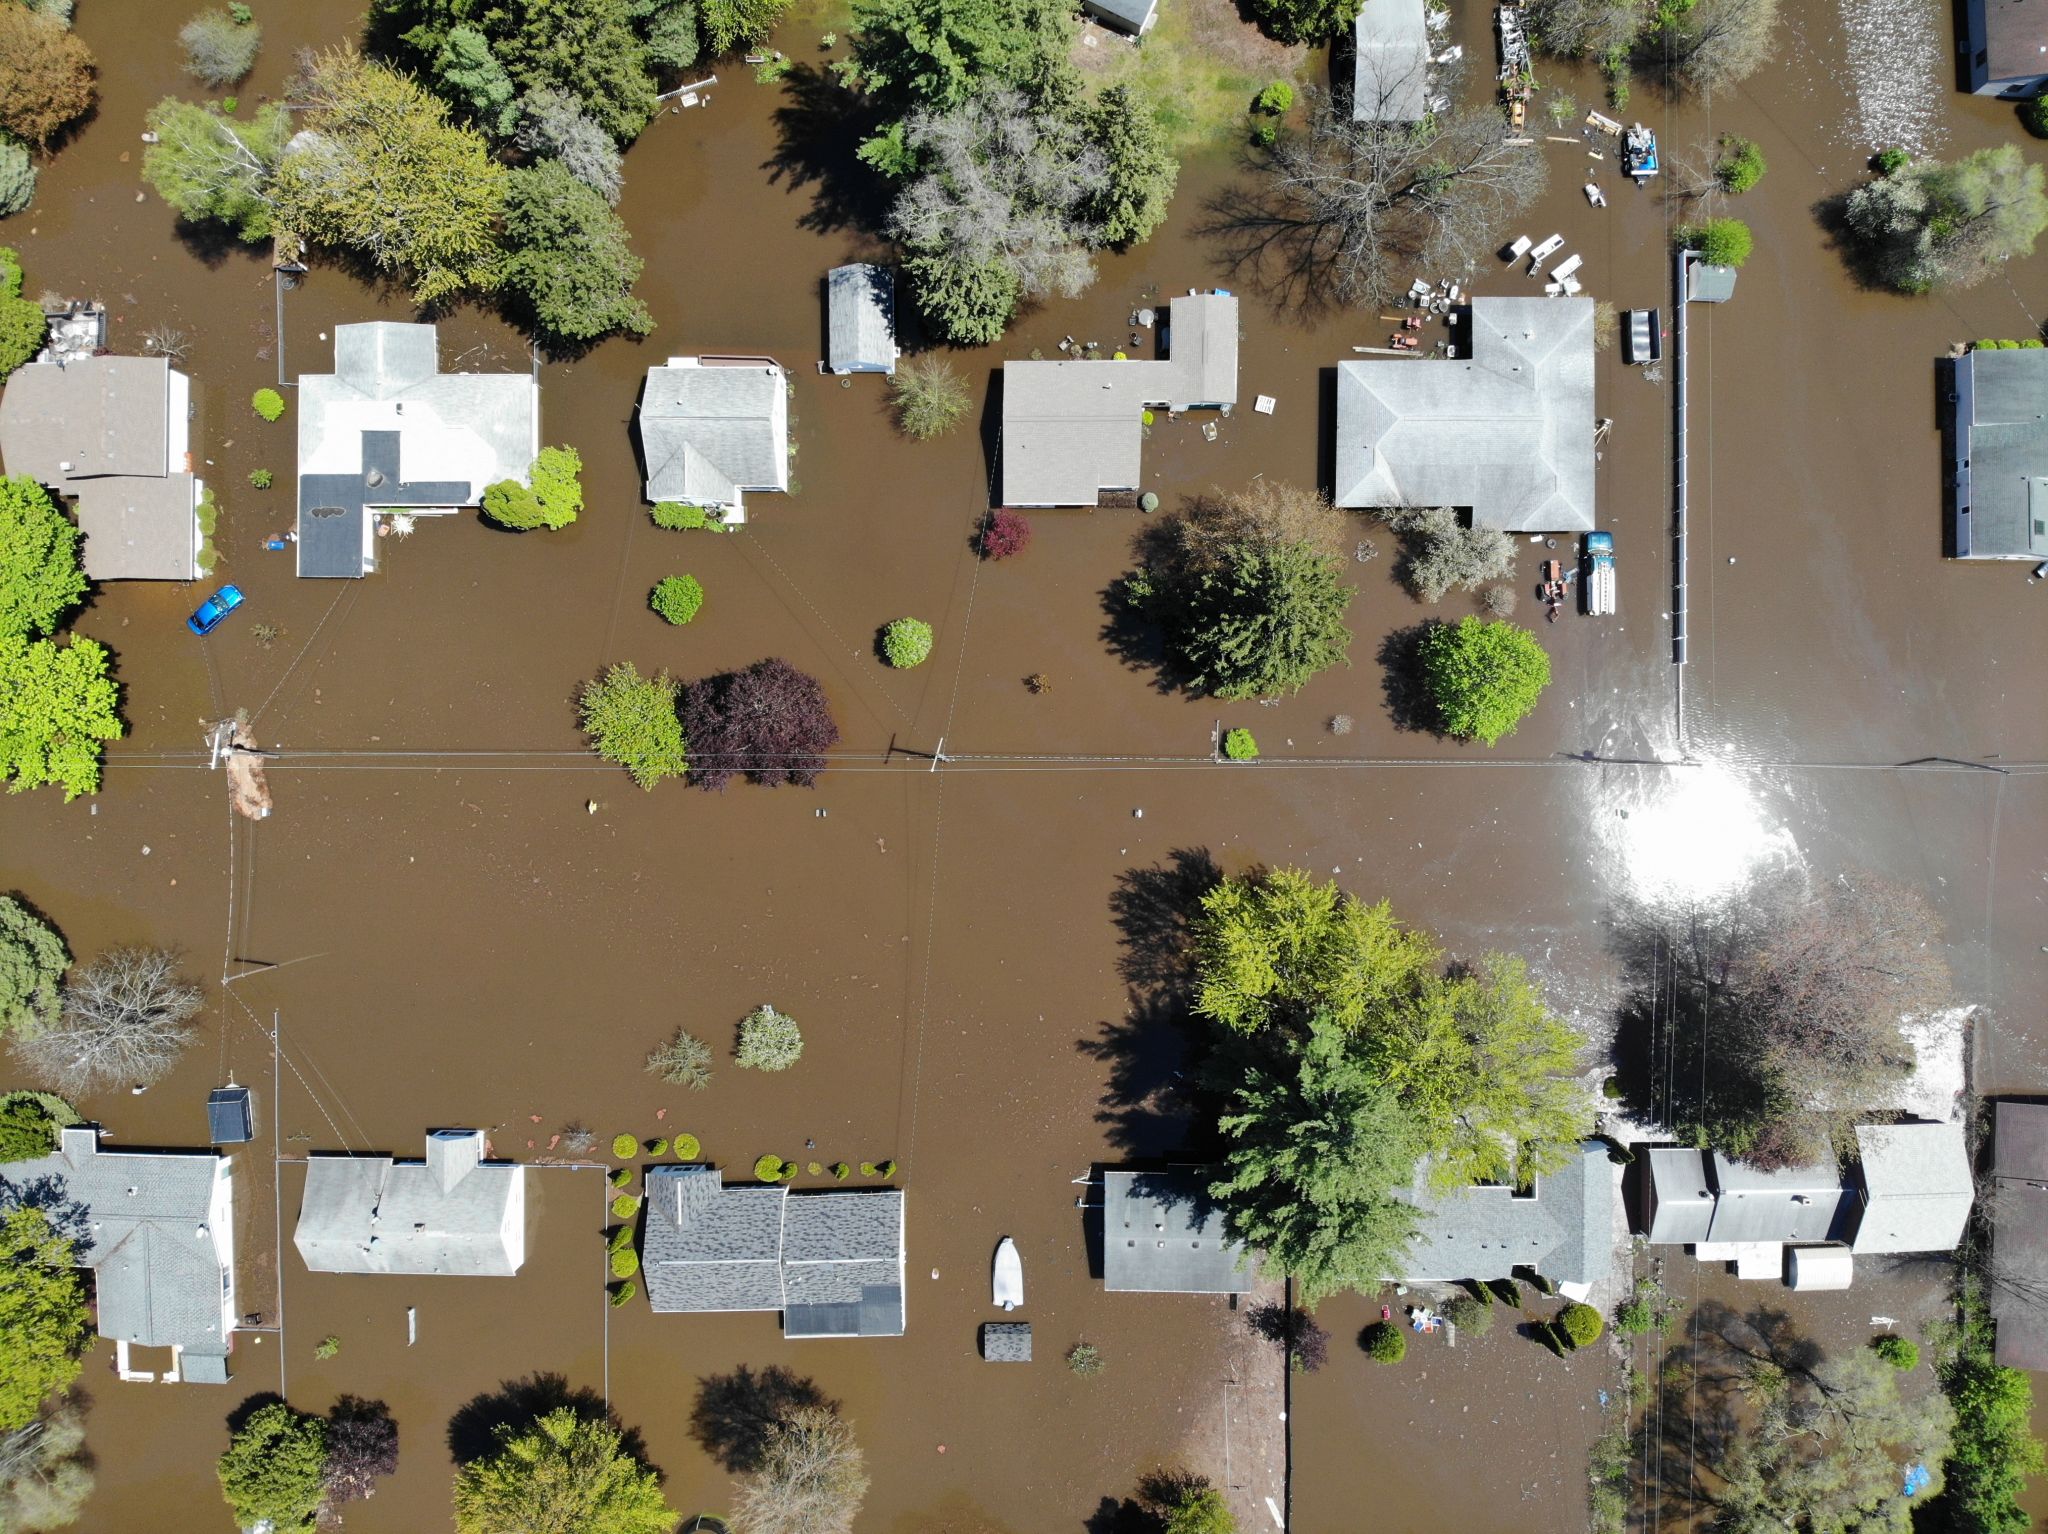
[[1645, 1147, 1717, 1244], [207, 1087, 253, 1146], [0, 1126, 232, 1357], [642, 1168, 904, 1335], [1853, 1122, 1973, 1254], [1102, 1168, 1255, 1293], [1992, 1102, 2048, 1369], [826, 266, 897, 374], [73, 475, 200, 581], [1401, 1142, 1612, 1286], [1335, 297, 1596, 531], [294, 1130, 524, 1277], [1353, 0, 1430, 122], [1949, 348, 2048, 559], [1082, 0, 1157, 30], [1001, 294, 1239, 506], [982, 1321, 1032, 1361], [638, 361, 789, 510]]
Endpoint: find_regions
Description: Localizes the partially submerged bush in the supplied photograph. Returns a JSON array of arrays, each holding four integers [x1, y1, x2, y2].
[[609, 1247, 639, 1279], [889, 354, 971, 440], [1363, 1322, 1406, 1363], [251, 387, 285, 421], [645, 1027, 712, 1090], [1066, 1341, 1104, 1376], [832, 1162, 851, 1180], [1872, 1334, 1919, 1370], [646, 1138, 667, 1157], [980, 508, 1032, 560], [0, 143, 35, 219], [1558, 1302, 1604, 1349], [681, 658, 838, 791], [1222, 728, 1259, 760], [180, 7, 261, 88], [881, 617, 933, 668], [649, 574, 704, 625], [736, 1005, 803, 1070], [753, 1153, 792, 1182], [1715, 135, 1766, 192], [1374, 505, 1513, 603], [651, 500, 724, 531], [671, 1132, 700, 1160], [579, 662, 687, 790], [1418, 617, 1552, 746], [1254, 79, 1294, 114], [1679, 217, 1754, 268], [0, 1092, 69, 1160], [610, 1193, 640, 1219], [2024, 92, 2048, 139], [611, 1134, 637, 1159], [1442, 1294, 1491, 1335], [609, 1280, 636, 1307], [482, 446, 582, 530]]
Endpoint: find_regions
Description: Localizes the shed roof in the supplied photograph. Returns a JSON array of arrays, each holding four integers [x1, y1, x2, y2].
[[1686, 261, 1739, 303], [294, 1131, 524, 1277], [0, 356, 172, 482], [639, 361, 789, 507], [1352, 0, 1431, 122], [1402, 1142, 1613, 1285], [207, 1087, 254, 1146], [1334, 297, 1595, 531], [1102, 1168, 1254, 1293], [982, 1321, 1032, 1361], [826, 265, 897, 374], [1852, 1122, 1974, 1254], [0, 1126, 231, 1355], [1951, 348, 2048, 559]]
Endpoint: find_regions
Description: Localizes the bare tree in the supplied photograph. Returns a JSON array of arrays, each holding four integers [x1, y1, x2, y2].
[[13, 949, 203, 1096], [1524, 0, 1640, 58], [1207, 87, 1548, 313], [323, 1396, 399, 1506], [0, 1400, 92, 1532], [1645, 0, 1780, 98], [730, 1406, 869, 1534], [645, 1027, 713, 1090], [1374, 506, 1514, 601]]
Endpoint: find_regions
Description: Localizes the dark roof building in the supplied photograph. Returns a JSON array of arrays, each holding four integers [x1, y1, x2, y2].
[[981, 1321, 1033, 1361], [826, 265, 897, 375], [207, 1085, 254, 1145], [1101, 1168, 1255, 1294], [1082, 0, 1158, 33], [1400, 1142, 1613, 1294], [1965, 0, 2048, 96], [642, 1167, 905, 1338], [1944, 345, 2048, 560], [1992, 1102, 2048, 1369]]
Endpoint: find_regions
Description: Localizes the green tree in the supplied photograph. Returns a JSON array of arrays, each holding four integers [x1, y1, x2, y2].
[[1173, 538, 1354, 700], [272, 49, 506, 305], [1680, 216, 1753, 266], [847, 0, 1079, 120], [1246, 0, 1360, 44], [0, 634, 123, 801], [881, 617, 933, 668], [453, 1406, 673, 1534], [887, 354, 971, 439], [217, 1401, 328, 1534], [1418, 617, 1551, 745], [1557, 1301, 1603, 1348], [1930, 1287, 2045, 1534], [500, 160, 652, 347], [1362, 1320, 1407, 1362], [700, 0, 794, 57], [1162, 1485, 1237, 1534], [1206, 1015, 1424, 1301], [1715, 134, 1765, 191], [433, 26, 518, 133], [736, 1004, 803, 1070], [0, 477, 85, 642], [0, 1094, 68, 1160], [0, 141, 36, 218], [483, 446, 582, 530], [579, 662, 687, 790], [1844, 144, 2048, 294], [0, 1208, 91, 1432], [1086, 85, 1177, 247], [179, 7, 263, 88], [141, 99, 287, 241], [649, 574, 703, 624], [0, 248, 46, 382], [0, 896, 66, 1039]]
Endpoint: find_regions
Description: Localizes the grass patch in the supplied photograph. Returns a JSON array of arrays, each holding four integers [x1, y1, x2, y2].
[[1072, 0, 1309, 151]]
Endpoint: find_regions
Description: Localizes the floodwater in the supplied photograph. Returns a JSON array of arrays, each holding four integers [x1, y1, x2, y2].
[[2, 0, 2046, 1528]]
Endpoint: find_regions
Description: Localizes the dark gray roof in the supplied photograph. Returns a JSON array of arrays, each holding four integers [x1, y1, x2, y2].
[[826, 265, 897, 374], [1975, 0, 2048, 86], [1001, 294, 1239, 506], [1950, 348, 2048, 559], [207, 1087, 253, 1146], [1353, 0, 1430, 122], [982, 1322, 1032, 1361], [642, 1168, 905, 1336], [294, 1130, 525, 1276], [298, 430, 470, 579], [1102, 1168, 1255, 1293], [1082, 0, 1157, 31], [1401, 1142, 1613, 1286], [1852, 1122, 1973, 1255], [1992, 1103, 2048, 1369], [1645, 1147, 1717, 1244], [639, 361, 790, 509], [0, 1126, 233, 1357], [1335, 297, 1596, 532]]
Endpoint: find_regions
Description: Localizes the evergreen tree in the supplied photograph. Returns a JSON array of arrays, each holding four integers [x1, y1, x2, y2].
[[0, 1209, 91, 1433], [1087, 85, 1177, 247], [0, 476, 85, 642], [217, 1402, 329, 1534], [500, 160, 652, 346]]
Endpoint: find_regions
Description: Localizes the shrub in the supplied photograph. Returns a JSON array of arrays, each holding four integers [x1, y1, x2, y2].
[[607, 1223, 634, 1252], [980, 508, 1032, 560], [650, 500, 723, 531], [1601, 1075, 1624, 1099], [1558, 1302, 1604, 1349], [611, 1133, 637, 1159], [882, 617, 934, 668], [1, 893, 70, 1040], [1419, 617, 1552, 745], [736, 1004, 803, 1070], [754, 1153, 789, 1181], [645, 1028, 712, 1090], [875, 1159, 897, 1177], [1614, 1293, 1656, 1337], [608, 1167, 631, 1189], [180, 7, 262, 88], [0, 1094, 60, 1160], [650, 574, 704, 625], [2024, 92, 2048, 138], [315, 1335, 341, 1360], [1222, 728, 1259, 760], [483, 447, 582, 531], [889, 355, 971, 440], [860, 1162, 877, 1176], [610, 1248, 639, 1279], [248, 468, 272, 489], [251, 387, 285, 422], [0, 142, 35, 218], [579, 663, 687, 791], [832, 1162, 851, 1179], [1362, 1322, 1406, 1363], [806, 1161, 822, 1175], [1374, 505, 1513, 602], [1872, 1334, 1919, 1370], [1443, 1294, 1492, 1335], [1465, 1279, 1494, 1306], [1715, 135, 1766, 192], [609, 1280, 636, 1307], [1255, 80, 1294, 114], [647, 1138, 667, 1157], [1481, 583, 1516, 618], [681, 658, 838, 791], [1066, 1341, 1104, 1375], [610, 1193, 639, 1219], [1489, 1277, 1523, 1307], [218, 1400, 327, 1534], [671, 1133, 700, 1160], [1680, 217, 1754, 268]]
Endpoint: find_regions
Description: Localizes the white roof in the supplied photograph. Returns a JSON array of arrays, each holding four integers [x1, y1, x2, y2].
[[1852, 1122, 1974, 1254], [638, 359, 790, 508], [295, 1130, 525, 1277]]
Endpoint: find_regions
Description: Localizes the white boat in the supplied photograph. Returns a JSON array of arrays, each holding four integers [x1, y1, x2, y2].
[[992, 1237, 1024, 1311], [1583, 182, 1606, 207]]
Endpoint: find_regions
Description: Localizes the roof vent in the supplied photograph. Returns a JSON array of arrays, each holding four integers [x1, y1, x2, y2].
[[366, 469, 385, 488], [126, 1187, 138, 1197]]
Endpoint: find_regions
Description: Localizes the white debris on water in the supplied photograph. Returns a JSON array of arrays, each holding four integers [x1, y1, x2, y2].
[[1835, 0, 1946, 156]]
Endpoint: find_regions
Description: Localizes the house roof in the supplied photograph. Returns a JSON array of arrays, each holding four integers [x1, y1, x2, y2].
[[639, 361, 789, 507], [642, 1168, 905, 1336], [1401, 1142, 1613, 1285], [1852, 1122, 1974, 1254], [1686, 260, 1739, 303], [1979, 0, 2048, 84], [1645, 1147, 1717, 1245], [982, 1321, 1032, 1361], [73, 475, 200, 580], [1102, 1168, 1254, 1293], [826, 265, 897, 374], [1702, 1154, 1856, 1245], [1334, 297, 1596, 531], [295, 322, 538, 577], [0, 1126, 230, 1355], [1353, 0, 1431, 122], [1952, 348, 2048, 559], [0, 356, 171, 482], [294, 1130, 524, 1277], [1001, 293, 1239, 506], [1992, 1102, 2048, 1368], [1084, 0, 1157, 30]]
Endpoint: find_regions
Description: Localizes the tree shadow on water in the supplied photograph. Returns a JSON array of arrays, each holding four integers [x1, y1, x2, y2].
[[688, 1365, 834, 1474], [447, 1372, 644, 1468], [762, 64, 891, 237], [1107, 846, 1221, 996], [1375, 622, 1442, 735]]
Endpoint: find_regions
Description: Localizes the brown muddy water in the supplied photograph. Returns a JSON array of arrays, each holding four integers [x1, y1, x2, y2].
[[3, 0, 2047, 1528]]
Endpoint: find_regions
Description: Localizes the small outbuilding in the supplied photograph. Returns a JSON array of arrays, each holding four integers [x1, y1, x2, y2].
[[1685, 258, 1739, 304], [1101, 1167, 1254, 1294], [825, 265, 897, 376], [981, 1321, 1032, 1362], [1083, 0, 1158, 33], [1785, 1244, 1854, 1291], [206, 1084, 254, 1145]]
